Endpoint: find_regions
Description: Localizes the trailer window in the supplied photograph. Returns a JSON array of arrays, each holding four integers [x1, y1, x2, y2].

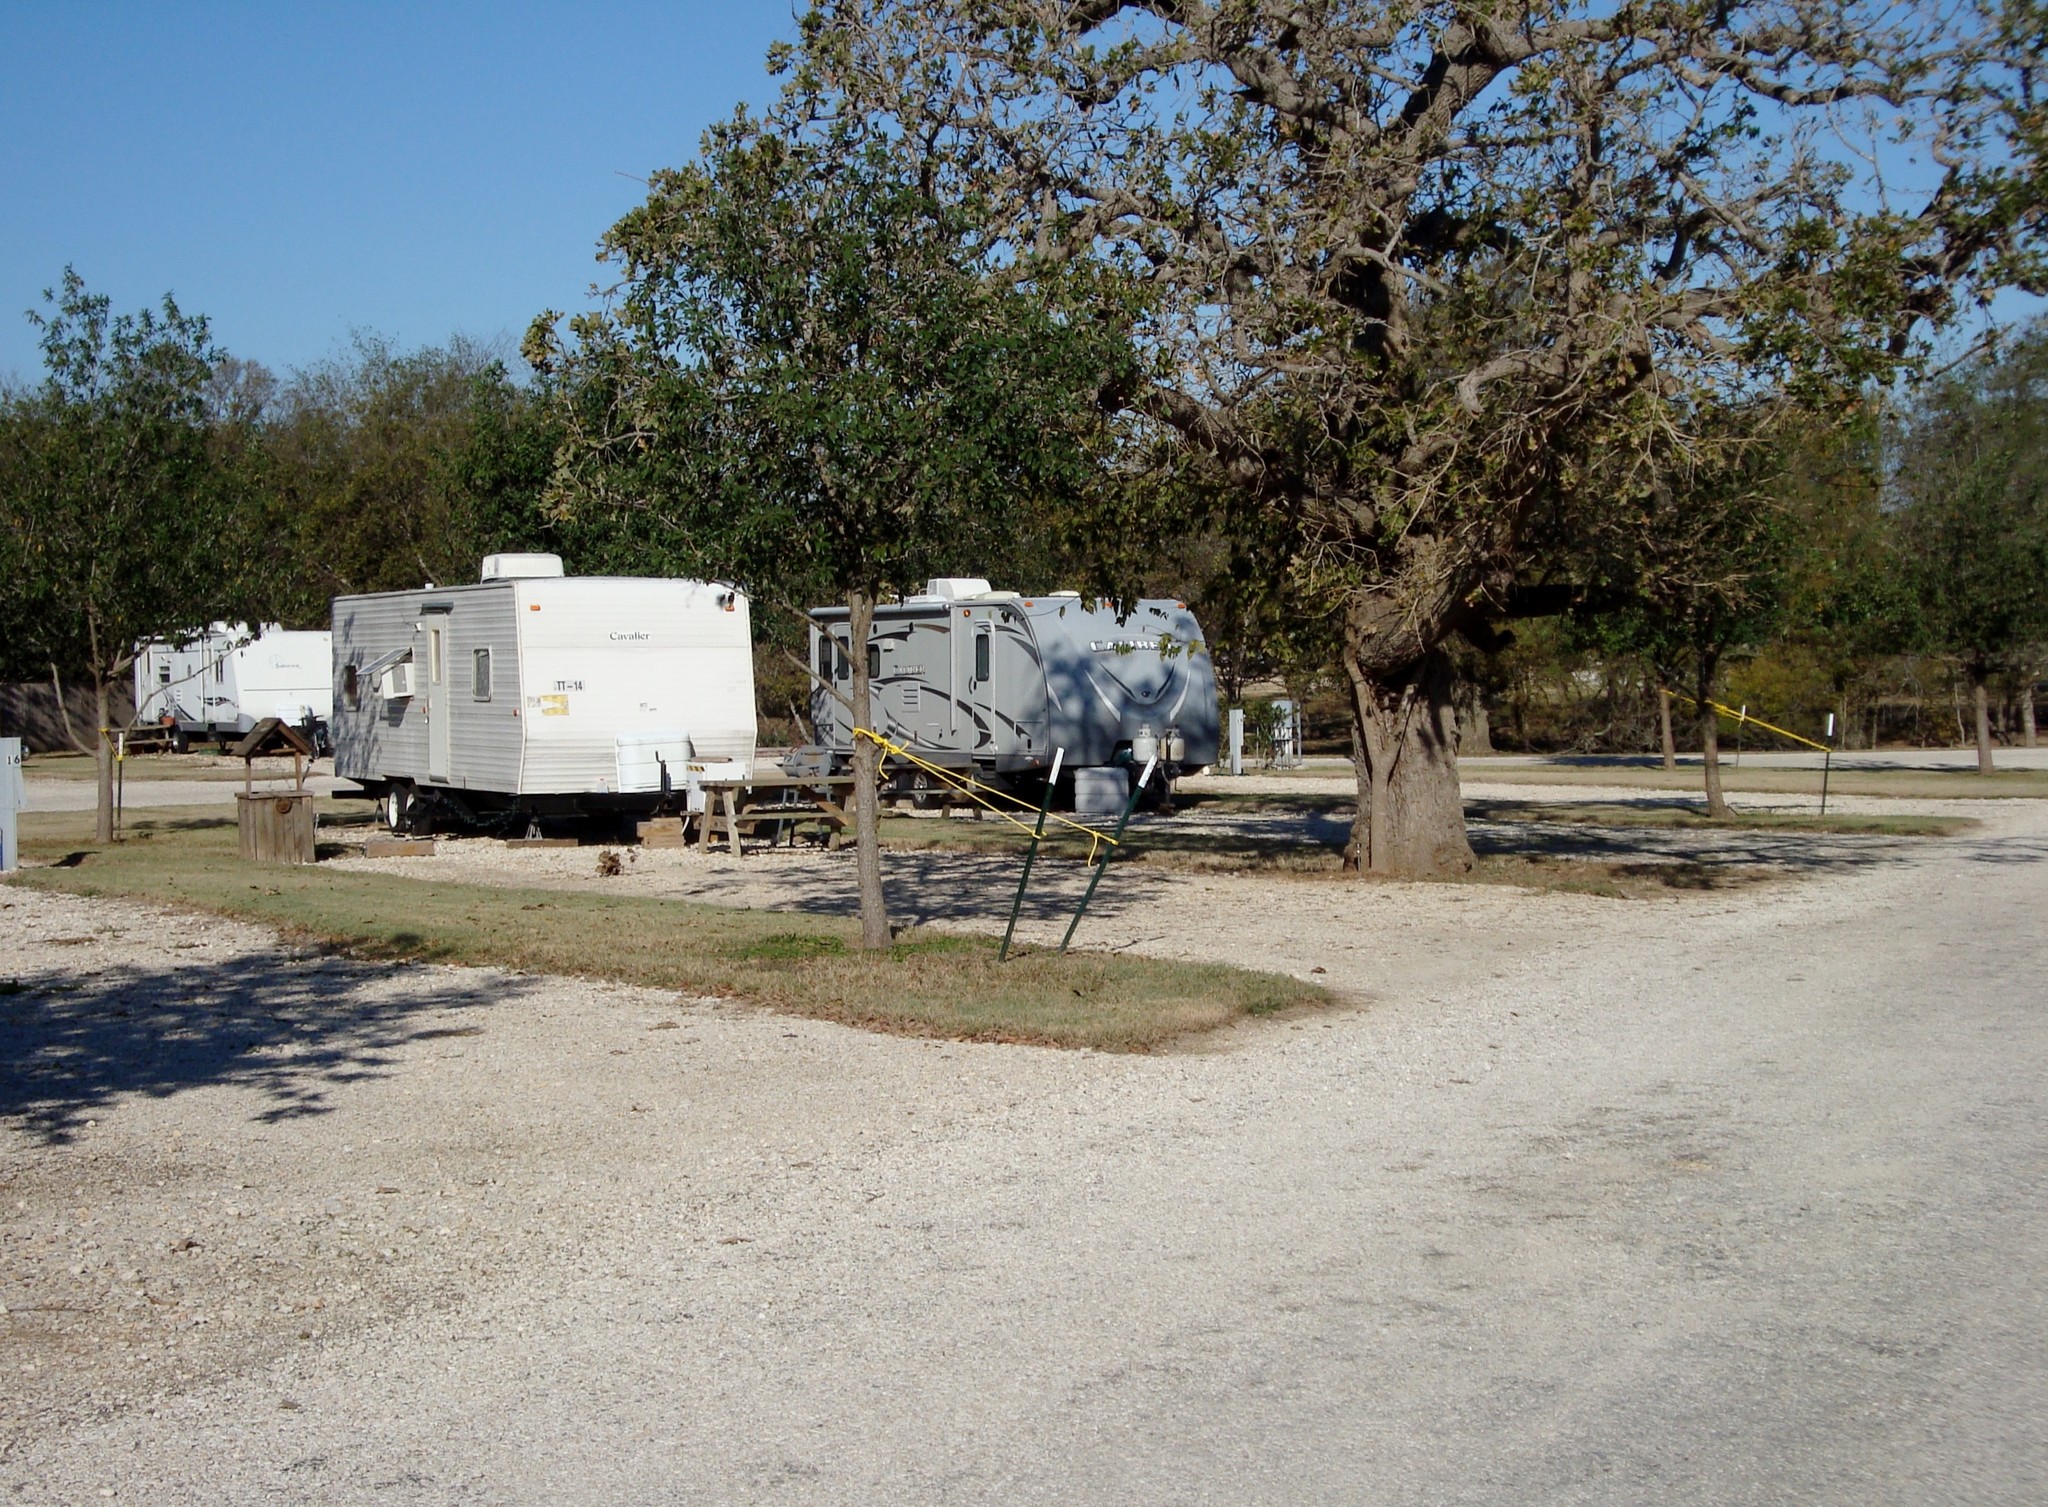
[[158, 663, 171, 684], [868, 643, 881, 680], [343, 665, 360, 711], [214, 657, 225, 684], [974, 629, 991, 683], [834, 640, 849, 682], [816, 634, 831, 678], [471, 648, 492, 702]]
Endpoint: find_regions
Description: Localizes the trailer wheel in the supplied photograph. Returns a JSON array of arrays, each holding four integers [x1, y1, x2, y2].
[[382, 783, 413, 833], [907, 770, 942, 811], [171, 727, 190, 755]]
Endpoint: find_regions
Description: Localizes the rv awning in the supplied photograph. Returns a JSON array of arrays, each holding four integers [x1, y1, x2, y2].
[[360, 646, 413, 680]]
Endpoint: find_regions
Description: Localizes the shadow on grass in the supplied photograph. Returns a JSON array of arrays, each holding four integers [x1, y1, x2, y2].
[[0, 949, 534, 1146]]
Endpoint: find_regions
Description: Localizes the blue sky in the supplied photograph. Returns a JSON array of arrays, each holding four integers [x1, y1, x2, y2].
[[0, 2, 802, 385], [3, 4, 2034, 388]]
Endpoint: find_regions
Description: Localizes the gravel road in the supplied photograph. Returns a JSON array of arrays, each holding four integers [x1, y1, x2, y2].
[[3, 797, 2044, 1504]]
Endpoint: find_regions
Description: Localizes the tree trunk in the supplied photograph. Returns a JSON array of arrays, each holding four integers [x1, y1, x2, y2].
[[1342, 646, 1473, 876], [1969, 659, 1995, 775], [1455, 678, 1494, 755], [1697, 653, 1728, 818], [846, 589, 891, 948], [1657, 686, 1676, 770], [2023, 674, 2038, 750], [94, 673, 116, 843]]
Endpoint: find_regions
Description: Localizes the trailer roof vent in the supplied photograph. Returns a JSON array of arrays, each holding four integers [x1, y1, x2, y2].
[[924, 577, 993, 600], [482, 553, 566, 581]]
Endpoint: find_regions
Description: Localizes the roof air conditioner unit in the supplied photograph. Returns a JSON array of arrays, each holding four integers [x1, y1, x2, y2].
[[481, 553, 566, 581]]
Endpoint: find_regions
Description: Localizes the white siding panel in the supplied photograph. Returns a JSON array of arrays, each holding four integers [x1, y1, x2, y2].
[[513, 578, 756, 793]]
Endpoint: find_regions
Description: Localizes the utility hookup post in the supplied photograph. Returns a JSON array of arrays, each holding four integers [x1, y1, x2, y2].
[[1820, 713, 1836, 817], [1227, 706, 1244, 777], [0, 737, 22, 871], [999, 748, 1063, 962], [1734, 704, 1748, 766]]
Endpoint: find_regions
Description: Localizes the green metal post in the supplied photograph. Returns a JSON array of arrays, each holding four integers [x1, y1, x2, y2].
[[999, 749, 1063, 961], [1060, 757, 1156, 954]]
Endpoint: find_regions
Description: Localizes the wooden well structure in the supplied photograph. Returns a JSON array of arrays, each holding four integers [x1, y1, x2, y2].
[[232, 718, 317, 864]]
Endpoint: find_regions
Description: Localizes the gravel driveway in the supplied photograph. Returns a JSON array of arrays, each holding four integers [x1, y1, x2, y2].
[[4, 797, 2045, 1504]]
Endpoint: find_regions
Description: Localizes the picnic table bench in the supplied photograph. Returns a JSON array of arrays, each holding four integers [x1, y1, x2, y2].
[[636, 772, 861, 855]]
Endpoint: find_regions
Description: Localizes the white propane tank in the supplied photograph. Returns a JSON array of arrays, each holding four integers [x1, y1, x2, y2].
[[1132, 725, 1159, 764]]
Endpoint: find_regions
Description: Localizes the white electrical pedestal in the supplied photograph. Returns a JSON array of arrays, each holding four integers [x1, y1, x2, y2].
[[0, 737, 24, 871]]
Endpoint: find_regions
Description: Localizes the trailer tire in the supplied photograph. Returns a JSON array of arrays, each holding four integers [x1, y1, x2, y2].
[[383, 783, 414, 834], [171, 727, 190, 755]]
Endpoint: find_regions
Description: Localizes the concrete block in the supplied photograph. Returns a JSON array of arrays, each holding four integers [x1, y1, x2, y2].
[[364, 837, 436, 859]]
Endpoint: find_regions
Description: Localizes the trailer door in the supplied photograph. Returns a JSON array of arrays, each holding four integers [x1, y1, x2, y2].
[[967, 610, 1049, 766], [424, 619, 451, 781]]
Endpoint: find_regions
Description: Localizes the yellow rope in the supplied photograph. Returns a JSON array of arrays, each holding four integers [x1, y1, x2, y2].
[[851, 727, 1121, 848], [1662, 690, 1830, 753]]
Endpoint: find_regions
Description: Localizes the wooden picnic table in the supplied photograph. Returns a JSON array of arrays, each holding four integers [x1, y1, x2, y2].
[[638, 772, 862, 856]]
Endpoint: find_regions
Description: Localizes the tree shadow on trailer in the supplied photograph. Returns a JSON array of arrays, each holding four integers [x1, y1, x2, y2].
[[0, 949, 535, 1146]]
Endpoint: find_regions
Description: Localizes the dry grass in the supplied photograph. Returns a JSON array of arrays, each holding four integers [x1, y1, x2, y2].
[[6, 806, 1328, 1053], [1462, 797, 1973, 837], [21, 751, 314, 783], [1238, 755, 2048, 800], [1461, 759, 2048, 801]]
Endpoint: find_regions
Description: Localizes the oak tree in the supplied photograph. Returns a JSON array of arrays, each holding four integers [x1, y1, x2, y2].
[[792, 0, 2048, 873]]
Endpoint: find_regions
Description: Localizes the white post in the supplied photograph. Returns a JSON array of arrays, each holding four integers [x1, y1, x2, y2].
[[1228, 707, 1244, 777], [0, 737, 23, 872]]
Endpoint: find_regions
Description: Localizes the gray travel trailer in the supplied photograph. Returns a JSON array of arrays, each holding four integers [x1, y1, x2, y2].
[[808, 579, 1218, 809], [332, 554, 756, 831]]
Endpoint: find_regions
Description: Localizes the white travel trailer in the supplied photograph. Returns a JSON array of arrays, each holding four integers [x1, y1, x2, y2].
[[330, 554, 756, 831], [132, 623, 334, 751]]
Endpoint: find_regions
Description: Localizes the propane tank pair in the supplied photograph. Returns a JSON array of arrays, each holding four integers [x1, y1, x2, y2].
[[1132, 726, 1186, 765]]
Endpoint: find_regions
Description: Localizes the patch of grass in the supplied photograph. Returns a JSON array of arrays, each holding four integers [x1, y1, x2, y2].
[[7, 807, 1328, 1052], [1459, 759, 2048, 801], [731, 931, 849, 963], [1464, 799, 1977, 837], [22, 751, 322, 783]]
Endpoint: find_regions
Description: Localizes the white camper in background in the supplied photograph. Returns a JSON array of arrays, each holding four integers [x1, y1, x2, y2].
[[330, 554, 756, 833], [133, 623, 334, 751]]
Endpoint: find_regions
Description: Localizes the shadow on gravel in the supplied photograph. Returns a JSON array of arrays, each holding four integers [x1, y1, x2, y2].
[[1170, 799, 1926, 875], [1464, 818, 1914, 871], [1950, 835, 2048, 866], [859, 848, 1171, 930], [0, 952, 533, 1145]]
